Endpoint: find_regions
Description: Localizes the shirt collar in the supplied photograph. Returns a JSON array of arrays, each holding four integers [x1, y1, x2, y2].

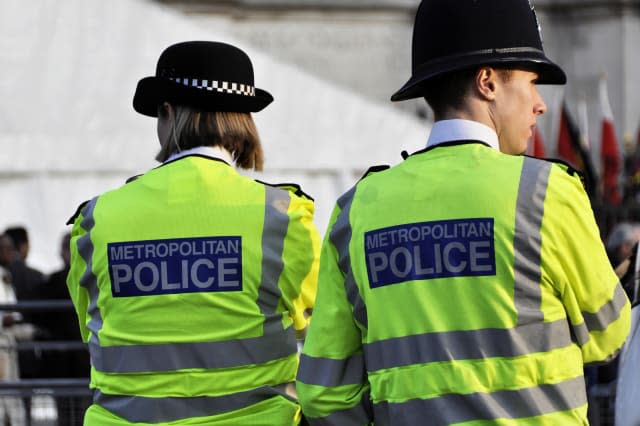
[[165, 146, 234, 166], [426, 119, 500, 151]]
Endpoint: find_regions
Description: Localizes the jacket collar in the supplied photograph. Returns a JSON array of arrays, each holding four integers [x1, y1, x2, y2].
[[165, 146, 234, 166], [426, 119, 499, 151]]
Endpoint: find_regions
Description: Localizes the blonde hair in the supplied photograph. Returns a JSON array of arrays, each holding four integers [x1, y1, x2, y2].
[[156, 105, 264, 170]]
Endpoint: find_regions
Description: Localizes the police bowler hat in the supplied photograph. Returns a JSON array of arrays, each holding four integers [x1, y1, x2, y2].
[[391, 0, 567, 102], [133, 41, 273, 116]]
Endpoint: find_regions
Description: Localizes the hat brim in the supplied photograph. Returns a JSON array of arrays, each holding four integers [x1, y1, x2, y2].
[[391, 52, 567, 102], [133, 77, 274, 117]]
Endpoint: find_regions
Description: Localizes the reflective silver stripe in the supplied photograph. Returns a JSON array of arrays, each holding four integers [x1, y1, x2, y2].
[[572, 322, 590, 346], [330, 187, 368, 328], [259, 186, 291, 336], [91, 329, 297, 373], [364, 319, 572, 372], [513, 158, 551, 325], [94, 384, 294, 423], [372, 376, 586, 426], [583, 284, 628, 331], [297, 353, 365, 387], [76, 197, 103, 348], [89, 186, 298, 373], [573, 284, 628, 346], [308, 391, 372, 426]]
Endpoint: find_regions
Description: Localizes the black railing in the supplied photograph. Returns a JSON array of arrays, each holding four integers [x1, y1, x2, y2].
[[0, 300, 91, 425]]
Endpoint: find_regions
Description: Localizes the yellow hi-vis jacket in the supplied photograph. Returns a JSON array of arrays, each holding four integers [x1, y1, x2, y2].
[[296, 142, 630, 426], [67, 154, 320, 425]]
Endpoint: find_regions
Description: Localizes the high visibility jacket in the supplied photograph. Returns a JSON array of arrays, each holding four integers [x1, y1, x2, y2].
[[67, 154, 320, 425], [296, 142, 630, 426]]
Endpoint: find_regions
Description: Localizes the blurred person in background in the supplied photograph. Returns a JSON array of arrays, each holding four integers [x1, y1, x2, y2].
[[3, 227, 45, 302], [67, 41, 319, 425], [40, 232, 90, 426], [0, 236, 15, 273], [607, 222, 640, 275], [0, 251, 31, 425], [3, 227, 47, 386]]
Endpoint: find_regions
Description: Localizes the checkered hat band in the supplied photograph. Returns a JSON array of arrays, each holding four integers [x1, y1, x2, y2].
[[169, 78, 256, 97]]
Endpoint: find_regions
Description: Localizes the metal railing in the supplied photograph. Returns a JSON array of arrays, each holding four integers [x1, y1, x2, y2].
[[0, 300, 91, 426]]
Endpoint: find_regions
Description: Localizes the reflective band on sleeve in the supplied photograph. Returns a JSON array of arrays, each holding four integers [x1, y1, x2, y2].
[[513, 158, 551, 326], [94, 384, 294, 423], [77, 197, 104, 347], [259, 186, 290, 335], [372, 376, 586, 426], [572, 322, 590, 346], [307, 391, 372, 426], [90, 328, 297, 373], [297, 353, 365, 387], [330, 187, 368, 328], [571, 284, 628, 346], [364, 319, 572, 372], [582, 284, 628, 331]]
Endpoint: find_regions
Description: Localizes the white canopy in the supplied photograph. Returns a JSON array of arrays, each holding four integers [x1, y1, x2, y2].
[[0, 0, 429, 272]]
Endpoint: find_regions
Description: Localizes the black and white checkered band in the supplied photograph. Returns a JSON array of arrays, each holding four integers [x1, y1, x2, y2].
[[169, 77, 256, 97]]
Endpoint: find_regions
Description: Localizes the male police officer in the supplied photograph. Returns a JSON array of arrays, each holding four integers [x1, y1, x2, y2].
[[296, 1, 630, 424]]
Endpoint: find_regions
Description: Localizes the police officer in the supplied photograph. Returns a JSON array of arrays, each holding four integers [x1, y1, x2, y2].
[[296, 1, 630, 424], [67, 41, 320, 425]]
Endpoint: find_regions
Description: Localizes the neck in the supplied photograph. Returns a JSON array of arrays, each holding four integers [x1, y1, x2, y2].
[[436, 98, 496, 132]]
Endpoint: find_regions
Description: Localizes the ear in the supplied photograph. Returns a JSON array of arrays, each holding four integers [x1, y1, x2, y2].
[[475, 67, 499, 101]]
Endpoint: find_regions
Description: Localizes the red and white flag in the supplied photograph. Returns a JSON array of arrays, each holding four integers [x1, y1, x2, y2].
[[599, 76, 622, 205]]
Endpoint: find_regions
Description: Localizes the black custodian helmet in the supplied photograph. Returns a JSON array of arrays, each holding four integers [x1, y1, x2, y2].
[[391, 0, 567, 102]]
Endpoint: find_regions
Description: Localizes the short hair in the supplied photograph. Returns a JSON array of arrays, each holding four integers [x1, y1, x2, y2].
[[423, 67, 513, 118], [156, 105, 264, 170], [423, 67, 479, 118], [4, 227, 28, 249]]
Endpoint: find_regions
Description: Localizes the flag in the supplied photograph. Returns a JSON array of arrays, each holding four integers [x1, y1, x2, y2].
[[577, 96, 591, 150], [556, 103, 580, 166], [556, 101, 598, 198], [526, 126, 546, 157], [599, 76, 622, 205]]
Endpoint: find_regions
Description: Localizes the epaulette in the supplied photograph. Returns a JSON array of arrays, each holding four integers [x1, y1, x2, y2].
[[525, 155, 586, 187], [66, 200, 89, 226], [359, 165, 390, 181], [255, 180, 314, 201], [125, 174, 143, 184]]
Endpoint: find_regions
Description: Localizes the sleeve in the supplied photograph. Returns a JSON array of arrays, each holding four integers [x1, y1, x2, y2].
[[278, 192, 321, 333], [296, 202, 372, 426], [545, 167, 630, 364], [66, 203, 94, 343]]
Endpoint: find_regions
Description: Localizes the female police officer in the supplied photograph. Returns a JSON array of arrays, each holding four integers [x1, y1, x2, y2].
[[297, 1, 630, 424], [67, 41, 319, 425]]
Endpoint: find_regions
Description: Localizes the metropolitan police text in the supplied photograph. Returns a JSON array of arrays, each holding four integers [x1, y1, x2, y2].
[[108, 236, 243, 297], [365, 218, 496, 288]]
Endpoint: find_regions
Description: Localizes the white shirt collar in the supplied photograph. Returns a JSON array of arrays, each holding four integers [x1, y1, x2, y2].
[[165, 146, 234, 166], [426, 119, 500, 151]]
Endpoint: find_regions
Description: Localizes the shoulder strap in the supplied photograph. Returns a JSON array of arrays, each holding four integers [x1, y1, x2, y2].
[[255, 180, 314, 201], [359, 165, 390, 181], [66, 200, 89, 225]]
